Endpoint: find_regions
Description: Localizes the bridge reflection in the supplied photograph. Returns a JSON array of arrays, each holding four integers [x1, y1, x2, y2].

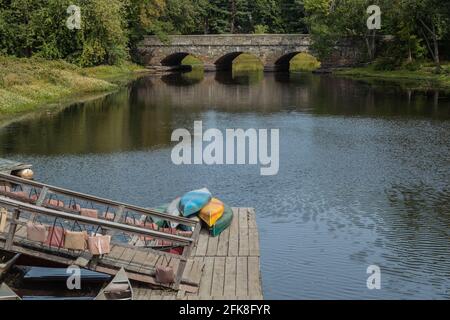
[[0, 72, 449, 156]]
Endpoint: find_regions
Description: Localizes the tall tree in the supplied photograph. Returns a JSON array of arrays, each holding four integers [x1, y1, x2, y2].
[[279, 0, 307, 33], [412, 0, 450, 71]]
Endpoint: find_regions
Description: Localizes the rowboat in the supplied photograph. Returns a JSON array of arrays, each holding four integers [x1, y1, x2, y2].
[[165, 197, 181, 228], [95, 268, 133, 300], [0, 249, 20, 278], [22, 266, 110, 283], [199, 198, 224, 227], [0, 283, 21, 300], [153, 199, 197, 230], [210, 204, 233, 237], [179, 188, 212, 217]]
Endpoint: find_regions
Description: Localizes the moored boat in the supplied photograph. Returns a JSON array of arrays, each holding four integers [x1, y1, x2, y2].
[[0, 283, 21, 300], [210, 204, 233, 237], [95, 267, 133, 300], [199, 198, 225, 227], [0, 249, 20, 279], [165, 197, 181, 228], [179, 188, 212, 217]]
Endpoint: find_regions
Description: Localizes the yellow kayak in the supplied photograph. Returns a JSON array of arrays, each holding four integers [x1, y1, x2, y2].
[[199, 198, 224, 227]]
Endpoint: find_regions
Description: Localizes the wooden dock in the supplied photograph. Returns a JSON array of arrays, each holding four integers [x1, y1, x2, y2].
[[134, 208, 263, 300], [0, 172, 263, 300]]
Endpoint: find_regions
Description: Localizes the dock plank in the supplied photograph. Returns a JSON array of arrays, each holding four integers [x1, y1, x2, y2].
[[236, 257, 248, 297], [182, 259, 194, 282], [238, 208, 249, 256], [248, 257, 262, 298], [211, 257, 225, 296], [228, 208, 239, 256], [198, 257, 214, 296], [247, 208, 257, 229], [190, 258, 205, 286], [216, 226, 230, 256], [107, 245, 126, 260], [224, 256, 237, 296], [130, 250, 148, 268], [206, 233, 219, 256], [248, 228, 259, 256], [119, 247, 137, 264], [194, 230, 209, 256]]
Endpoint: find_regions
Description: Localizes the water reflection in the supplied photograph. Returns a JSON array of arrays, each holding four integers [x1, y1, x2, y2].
[[1, 72, 449, 156], [162, 68, 205, 86]]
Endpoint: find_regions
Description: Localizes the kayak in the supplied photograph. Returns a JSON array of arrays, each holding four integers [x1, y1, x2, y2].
[[165, 197, 181, 228], [152, 203, 199, 231], [0, 283, 21, 300], [199, 198, 224, 227], [150, 204, 169, 228], [95, 267, 133, 300], [210, 204, 233, 237], [179, 188, 212, 217], [178, 215, 200, 232]]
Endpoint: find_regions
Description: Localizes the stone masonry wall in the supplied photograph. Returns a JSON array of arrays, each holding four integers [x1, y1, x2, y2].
[[137, 34, 364, 68]]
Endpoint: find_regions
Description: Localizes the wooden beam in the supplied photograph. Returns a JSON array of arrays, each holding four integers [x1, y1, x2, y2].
[[0, 173, 197, 226], [5, 209, 19, 250], [0, 196, 193, 245]]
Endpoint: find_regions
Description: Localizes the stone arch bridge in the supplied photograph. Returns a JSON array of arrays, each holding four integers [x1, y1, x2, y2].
[[137, 34, 363, 71]]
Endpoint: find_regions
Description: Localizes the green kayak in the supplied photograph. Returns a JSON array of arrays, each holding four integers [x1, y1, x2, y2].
[[151, 204, 169, 228], [152, 203, 198, 231], [210, 204, 233, 237]]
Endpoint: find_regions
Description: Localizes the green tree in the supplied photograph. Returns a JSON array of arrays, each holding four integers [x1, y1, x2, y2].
[[77, 0, 128, 66], [0, 0, 129, 66], [279, 0, 307, 33], [125, 0, 168, 61], [411, 0, 450, 71]]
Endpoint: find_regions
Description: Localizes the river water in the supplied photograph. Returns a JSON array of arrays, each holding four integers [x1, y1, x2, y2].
[[0, 71, 449, 299]]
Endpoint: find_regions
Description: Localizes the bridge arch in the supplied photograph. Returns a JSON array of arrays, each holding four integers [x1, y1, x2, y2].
[[215, 52, 245, 70], [215, 52, 264, 71], [161, 52, 200, 67], [274, 52, 303, 71], [273, 52, 321, 72]]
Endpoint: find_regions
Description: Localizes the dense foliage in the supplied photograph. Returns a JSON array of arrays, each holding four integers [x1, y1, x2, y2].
[[303, 0, 450, 70], [0, 0, 449, 68]]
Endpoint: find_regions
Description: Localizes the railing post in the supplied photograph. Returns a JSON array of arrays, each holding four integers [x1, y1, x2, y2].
[[5, 209, 20, 250], [172, 221, 201, 289]]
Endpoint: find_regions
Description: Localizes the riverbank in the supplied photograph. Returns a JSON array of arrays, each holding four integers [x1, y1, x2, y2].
[[0, 56, 149, 115], [335, 63, 450, 89]]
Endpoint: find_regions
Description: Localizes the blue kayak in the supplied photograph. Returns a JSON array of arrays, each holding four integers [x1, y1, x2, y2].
[[179, 188, 212, 217]]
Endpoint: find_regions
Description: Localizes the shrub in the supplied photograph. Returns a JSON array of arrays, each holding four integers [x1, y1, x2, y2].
[[373, 57, 402, 71], [254, 25, 269, 34]]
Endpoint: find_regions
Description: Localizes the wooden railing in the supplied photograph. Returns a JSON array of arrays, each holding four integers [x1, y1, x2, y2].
[[0, 172, 197, 228], [0, 173, 202, 289]]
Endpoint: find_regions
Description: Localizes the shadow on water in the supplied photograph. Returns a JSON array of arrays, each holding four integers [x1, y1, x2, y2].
[[161, 68, 205, 86]]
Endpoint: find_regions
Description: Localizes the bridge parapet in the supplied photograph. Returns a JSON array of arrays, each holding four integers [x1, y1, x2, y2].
[[141, 34, 311, 47]]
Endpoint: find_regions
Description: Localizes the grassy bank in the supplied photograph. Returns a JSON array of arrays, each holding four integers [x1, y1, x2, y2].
[[335, 63, 450, 89], [0, 56, 148, 115], [233, 54, 264, 72], [290, 53, 321, 72]]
